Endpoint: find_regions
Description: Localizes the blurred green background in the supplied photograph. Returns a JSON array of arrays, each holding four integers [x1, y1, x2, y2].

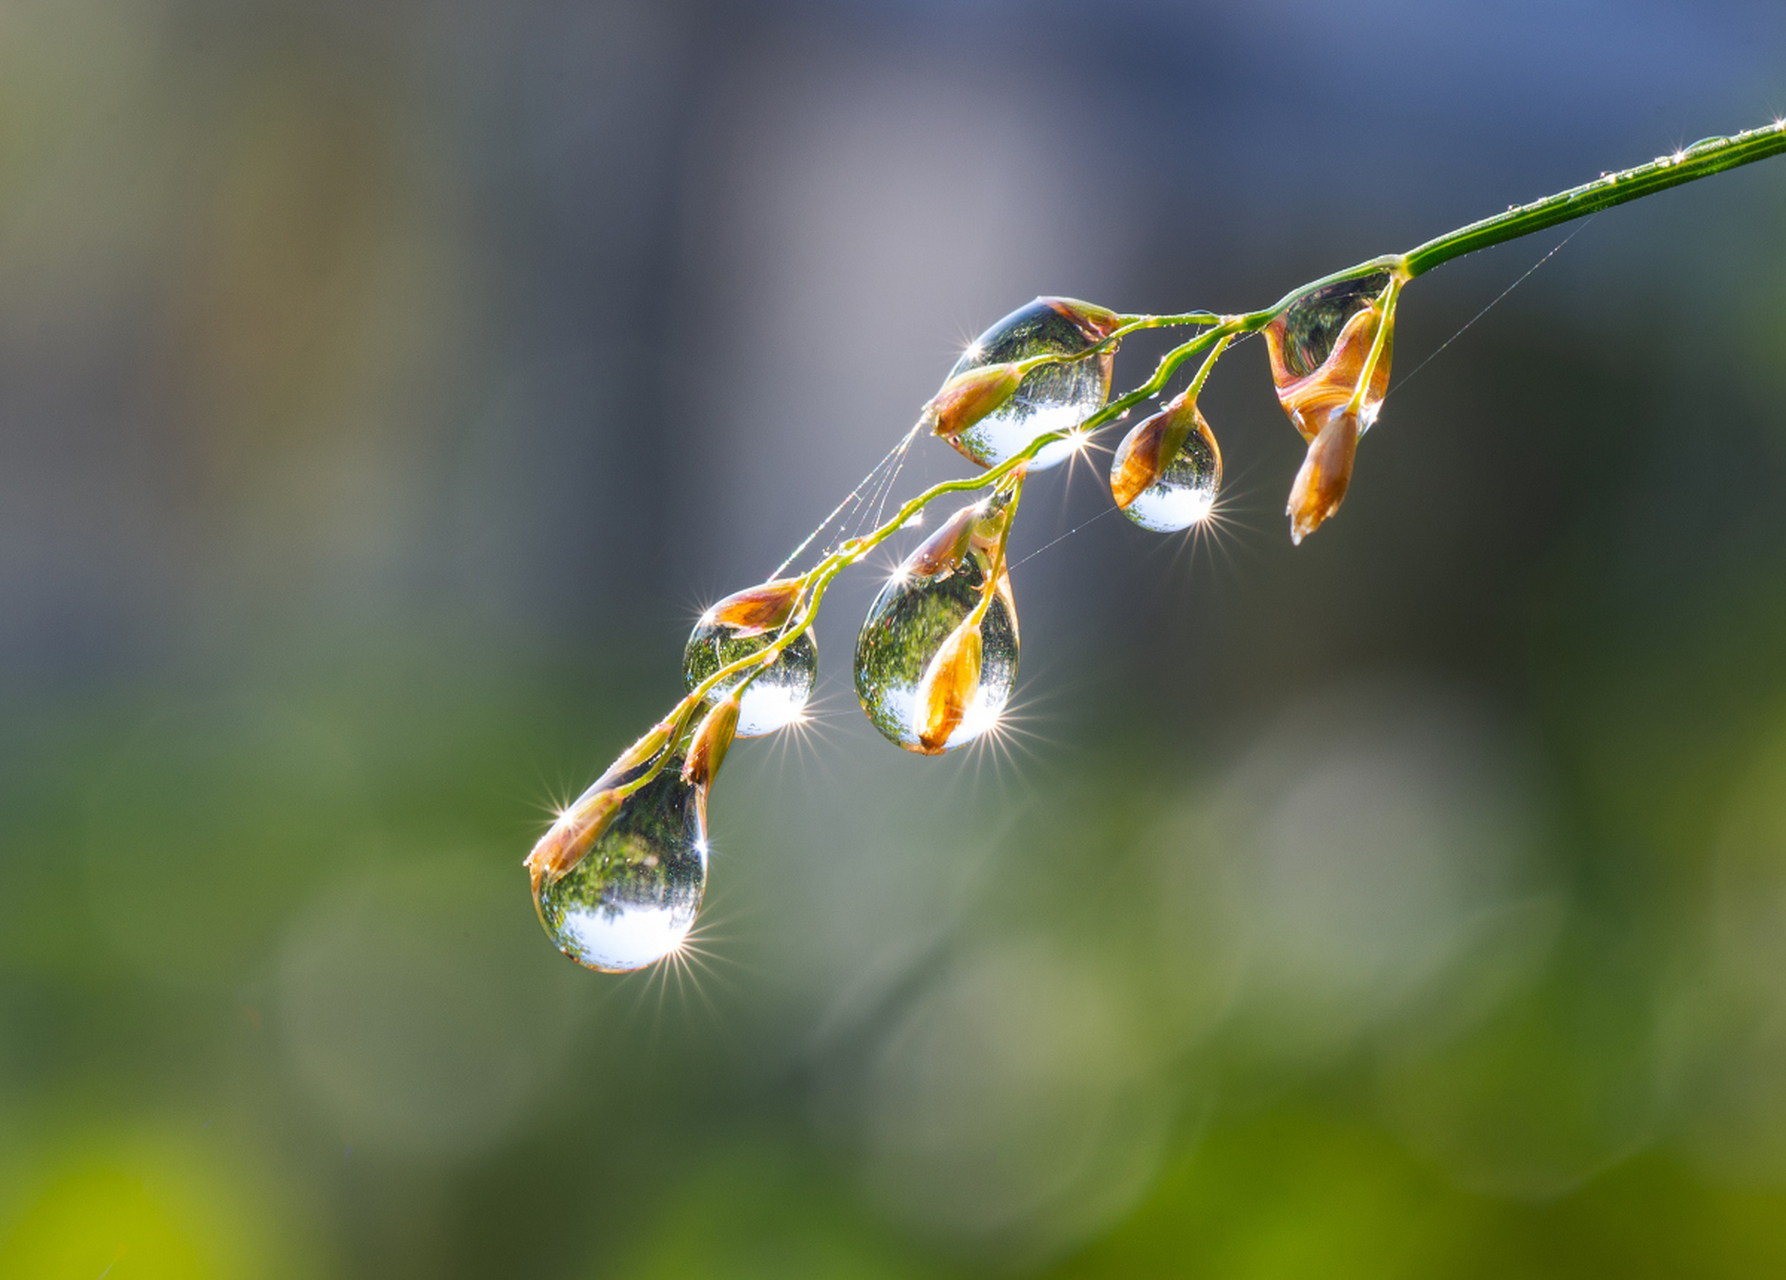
[[4, 1, 1786, 1275]]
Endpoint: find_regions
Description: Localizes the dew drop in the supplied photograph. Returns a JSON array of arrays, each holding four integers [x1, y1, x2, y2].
[[941, 298, 1119, 470], [1264, 272, 1392, 382], [1112, 403, 1221, 533], [684, 582, 817, 736], [534, 759, 707, 972], [854, 501, 1019, 753], [1263, 272, 1394, 442]]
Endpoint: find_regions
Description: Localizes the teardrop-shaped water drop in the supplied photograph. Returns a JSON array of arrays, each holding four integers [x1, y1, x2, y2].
[[1263, 271, 1395, 441], [854, 501, 1019, 753], [683, 580, 817, 736], [1111, 400, 1222, 532], [533, 757, 707, 972], [941, 298, 1119, 470]]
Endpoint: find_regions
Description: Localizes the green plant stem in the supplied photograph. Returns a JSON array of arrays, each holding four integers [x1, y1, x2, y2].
[[729, 123, 1786, 720], [1403, 123, 1786, 277], [968, 472, 1024, 629], [549, 118, 1786, 842], [737, 123, 1786, 722]]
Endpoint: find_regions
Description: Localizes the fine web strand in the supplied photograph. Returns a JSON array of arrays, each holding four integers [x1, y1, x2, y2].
[[848, 422, 918, 545], [1008, 503, 1119, 572], [868, 424, 920, 533], [838, 422, 919, 548], [850, 426, 907, 531], [814, 421, 919, 561], [770, 421, 923, 579], [1390, 218, 1592, 398], [840, 446, 895, 545], [823, 433, 906, 556], [770, 428, 910, 578]]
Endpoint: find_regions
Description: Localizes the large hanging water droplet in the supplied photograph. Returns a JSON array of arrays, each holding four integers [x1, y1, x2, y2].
[[683, 579, 817, 736], [940, 298, 1119, 470], [1263, 271, 1395, 440], [1266, 272, 1392, 382], [533, 758, 707, 973], [1111, 399, 1222, 533], [855, 501, 1019, 753]]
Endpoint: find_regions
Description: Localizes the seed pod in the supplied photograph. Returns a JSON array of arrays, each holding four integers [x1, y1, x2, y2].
[[524, 716, 675, 888], [684, 578, 817, 736], [699, 578, 803, 637], [526, 786, 625, 892], [922, 363, 1025, 445], [1045, 297, 1125, 345], [915, 617, 983, 754], [901, 496, 1009, 577], [1286, 408, 1359, 545], [681, 693, 740, 789]]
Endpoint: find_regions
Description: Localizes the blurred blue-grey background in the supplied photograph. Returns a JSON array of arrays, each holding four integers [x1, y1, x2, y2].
[[5, 1, 1786, 1275]]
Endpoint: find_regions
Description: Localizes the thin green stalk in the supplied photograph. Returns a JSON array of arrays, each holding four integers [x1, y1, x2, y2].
[[542, 118, 1786, 876], [1404, 123, 1786, 277], [968, 471, 1025, 629], [711, 122, 1786, 753]]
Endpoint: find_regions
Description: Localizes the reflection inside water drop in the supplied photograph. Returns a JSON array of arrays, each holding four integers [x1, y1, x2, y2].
[[683, 590, 817, 737], [1113, 403, 1221, 533], [1270, 271, 1392, 380], [855, 503, 1018, 753], [942, 299, 1115, 470], [1124, 475, 1216, 532], [534, 760, 707, 972]]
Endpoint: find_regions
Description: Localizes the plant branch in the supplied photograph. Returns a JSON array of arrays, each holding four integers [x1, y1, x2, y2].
[[1403, 123, 1786, 277], [723, 121, 1786, 735], [532, 118, 1786, 926]]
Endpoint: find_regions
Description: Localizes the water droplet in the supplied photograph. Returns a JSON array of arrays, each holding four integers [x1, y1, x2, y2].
[[1265, 272, 1392, 383], [1263, 273, 1394, 442], [940, 298, 1120, 471], [1111, 399, 1221, 532], [533, 759, 707, 972], [855, 501, 1018, 753], [684, 580, 816, 736]]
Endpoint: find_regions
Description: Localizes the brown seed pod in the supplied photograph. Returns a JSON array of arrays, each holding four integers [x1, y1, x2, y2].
[[915, 617, 984, 754], [921, 363, 1025, 447], [681, 693, 741, 789], [1286, 408, 1360, 545], [1110, 392, 1216, 511], [700, 578, 805, 639]]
